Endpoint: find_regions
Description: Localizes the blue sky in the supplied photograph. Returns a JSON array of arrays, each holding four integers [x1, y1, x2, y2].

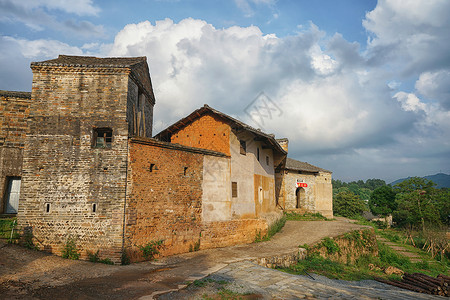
[[1, 0, 449, 182]]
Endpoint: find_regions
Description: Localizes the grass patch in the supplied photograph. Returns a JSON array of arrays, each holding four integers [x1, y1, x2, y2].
[[0, 218, 19, 241], [282, 255, 386, 281], [254, 216, 286, 242], [282, 239, 448, 281], [284, 212, 328, 221]]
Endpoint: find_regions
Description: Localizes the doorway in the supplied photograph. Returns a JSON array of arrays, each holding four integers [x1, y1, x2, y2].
[[295, 187, 305, 209]]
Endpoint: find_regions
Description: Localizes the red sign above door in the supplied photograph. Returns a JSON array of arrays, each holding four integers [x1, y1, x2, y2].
[[296, 182, 308, 188]]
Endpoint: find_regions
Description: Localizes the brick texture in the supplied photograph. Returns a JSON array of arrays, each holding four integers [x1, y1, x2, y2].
[[17, 66, 139, 263], [170, 112, 230, 156], [124, 138, 268, 262], [0, 92, 31, 213]]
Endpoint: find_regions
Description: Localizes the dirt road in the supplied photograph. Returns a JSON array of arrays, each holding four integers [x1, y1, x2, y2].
[[0, 219, 367, 299]]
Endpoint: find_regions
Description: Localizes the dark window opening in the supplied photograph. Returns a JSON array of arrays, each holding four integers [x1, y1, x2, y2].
[[232, 182, 238, 198], [150, 164, 155, 172], [266, 156, 269, 165], [92, 203, 97, 213], [257, 147, 260, 161], [184, 167, 188, 175], [93, 128, 112, 148], [45, 203, 51, 213], [240, 140, 246, 155]]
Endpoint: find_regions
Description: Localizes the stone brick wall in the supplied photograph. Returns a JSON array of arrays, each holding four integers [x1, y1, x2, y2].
[[0, 91, 31, 213], [124, 138, 269, 262], [200, 219, 268, 249], [125, 138, 206, 261], [279, 170, 333, 218], [17, 66, 133, 263], [170, 112, 231, 156]]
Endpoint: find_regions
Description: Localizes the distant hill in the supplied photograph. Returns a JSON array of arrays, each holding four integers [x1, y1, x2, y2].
[[390, 173, 450, 188]]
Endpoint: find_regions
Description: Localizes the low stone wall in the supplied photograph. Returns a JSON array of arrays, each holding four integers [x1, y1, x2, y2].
[[308, 228, 378, 264], [200, 219, 268, 250], [254, 248, 307, 268]]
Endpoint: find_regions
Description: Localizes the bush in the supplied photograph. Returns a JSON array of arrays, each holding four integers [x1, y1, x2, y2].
[[333, 191, 366, 218], [61, 237, 80, 260], [139, 240, 164, 260]]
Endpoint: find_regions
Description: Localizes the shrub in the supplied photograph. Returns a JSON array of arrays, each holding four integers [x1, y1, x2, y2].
[[139, 240, 164, 260], [121, 250, 130, 265], [61, 237, 80, 260], [321, 237, 340, 255]]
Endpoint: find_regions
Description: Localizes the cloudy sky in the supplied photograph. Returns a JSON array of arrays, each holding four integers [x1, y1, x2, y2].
[[1, 0, 449, 183]]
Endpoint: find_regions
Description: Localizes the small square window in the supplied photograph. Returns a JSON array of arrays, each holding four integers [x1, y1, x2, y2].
[[240, 140, 246, 155], [93, 128, 112, 148]]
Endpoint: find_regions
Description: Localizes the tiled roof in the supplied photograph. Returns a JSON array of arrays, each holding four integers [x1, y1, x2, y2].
[[0, 90, 31, 99], [154, 104, 287, 156], [285, 158, 331, 173], [31, 55, 147, 68]]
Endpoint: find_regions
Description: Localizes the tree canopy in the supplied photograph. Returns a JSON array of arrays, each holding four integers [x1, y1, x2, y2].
[[369, 185, 397, 217]]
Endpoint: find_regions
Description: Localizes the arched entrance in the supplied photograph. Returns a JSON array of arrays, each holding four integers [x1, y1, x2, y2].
[[295, 187, 305, 209]]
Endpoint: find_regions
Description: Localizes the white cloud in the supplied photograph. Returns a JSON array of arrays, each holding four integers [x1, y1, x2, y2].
[[0, 0, 104, 37], [8, 0, 100, 16], [363, 0, 450, 74], [394, 92, 426, 112], [108, 18, 418, 157], [415, 70, 450, 109]]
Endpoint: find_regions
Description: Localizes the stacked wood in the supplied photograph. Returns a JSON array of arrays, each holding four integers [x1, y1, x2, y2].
[[375, 273, 449, 297]]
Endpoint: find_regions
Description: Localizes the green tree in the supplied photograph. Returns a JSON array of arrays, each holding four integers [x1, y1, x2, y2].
[[431, 189, 450, 226], [365, 178, 386, 190], [369, 185, 396, 217], [393, 177, 440, 231], [333, 191, 366, 218]]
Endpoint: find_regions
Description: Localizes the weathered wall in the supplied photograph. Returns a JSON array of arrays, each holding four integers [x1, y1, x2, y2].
[[230, 130, 278, 219], [0, 92, 31, 214], [313, 172, 333, 218], [124, 138, 269, 262], [170, 112, 231, 156], [280, 170, 333, 218], [126, 78, 153, 137], [202, 155, 232, 222], [17, 67, 133, 262], [125, 138, 205, 260]]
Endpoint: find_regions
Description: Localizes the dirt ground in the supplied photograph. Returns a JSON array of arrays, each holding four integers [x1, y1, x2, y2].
[[0, 219, 367, 299]]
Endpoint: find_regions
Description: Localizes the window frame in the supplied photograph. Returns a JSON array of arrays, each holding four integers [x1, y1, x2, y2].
[[93, 127, 113, 149]]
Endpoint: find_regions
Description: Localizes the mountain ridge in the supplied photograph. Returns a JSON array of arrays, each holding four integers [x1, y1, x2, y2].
[[390, 173, 450, 188]]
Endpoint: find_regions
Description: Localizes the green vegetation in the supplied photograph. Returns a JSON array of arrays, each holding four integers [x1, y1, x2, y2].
[[87, 250, 114, 265], [333, 190, 366, 218], [61, 237, 80, 260], [254, 215, 286, 242], [121, 250, 131, 265], [139, 239, 164, 260], [369, 185, 397, 218], [320, 237, 340, 255], [284, 211, 328, 221], [284, 238, 447, 281], [0, 218, 19, 242]]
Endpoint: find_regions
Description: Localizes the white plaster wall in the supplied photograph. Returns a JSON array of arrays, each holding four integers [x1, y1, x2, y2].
[[230, 131, 255, 218], [202, 155, 231, 221], [229, 130, 277, 218]]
